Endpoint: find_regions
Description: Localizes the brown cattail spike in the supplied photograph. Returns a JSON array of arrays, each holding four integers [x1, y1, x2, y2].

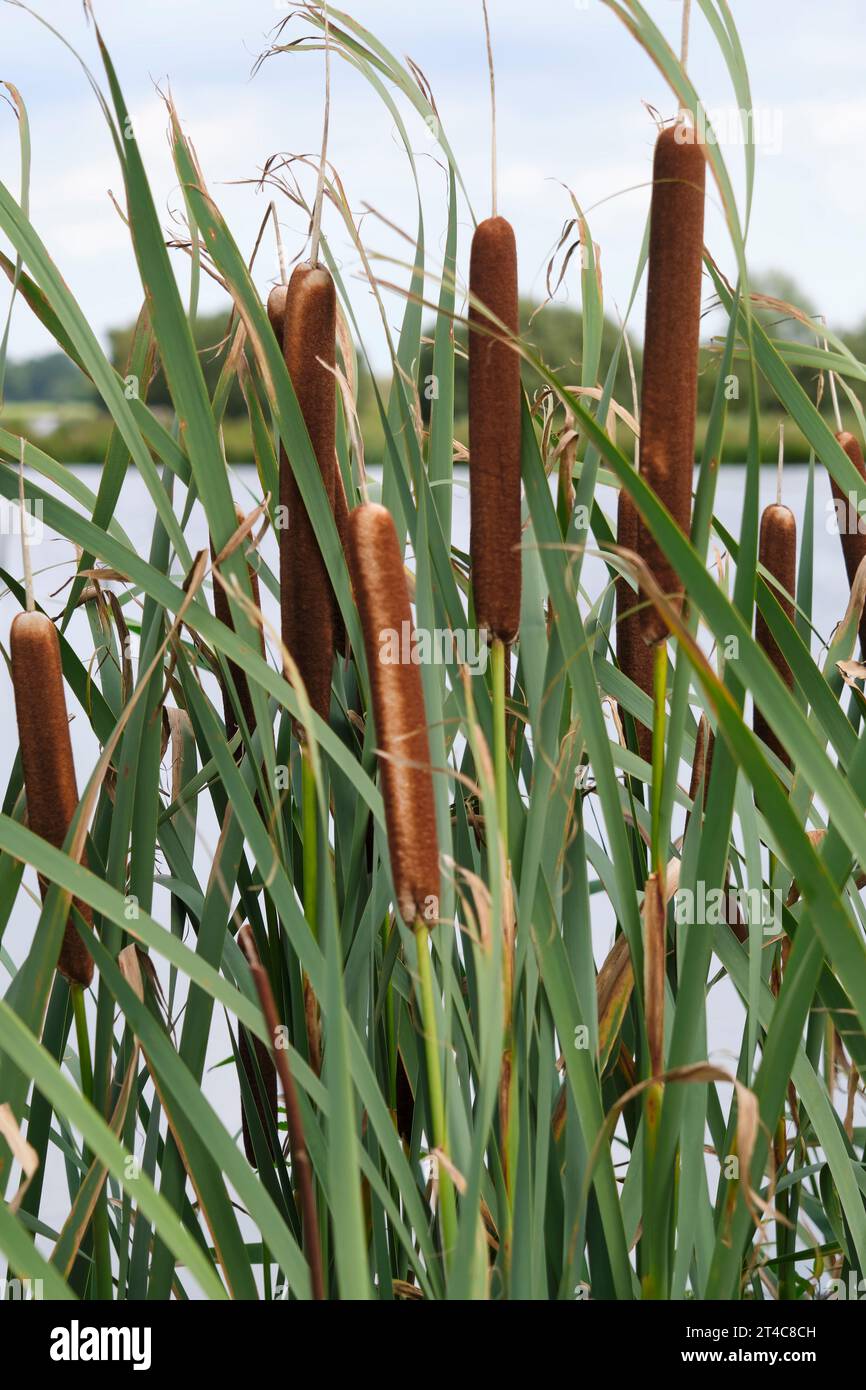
[[637, 121, 707, 644], [687, 713, 715, 813], [279, 263, 337, 723], [238, 1027, 279, 1166], [468, 215, 522, 645], [754, 503, 796, 769], [616, 489, 654, 764], [211, 505, 265, 746], [830, 431, 866, 653], [10, 612, 93, 986], [347, 504, 440, 926]]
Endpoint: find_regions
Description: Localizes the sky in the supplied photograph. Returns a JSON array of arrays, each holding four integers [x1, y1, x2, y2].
[[1, 0, 865, 371]]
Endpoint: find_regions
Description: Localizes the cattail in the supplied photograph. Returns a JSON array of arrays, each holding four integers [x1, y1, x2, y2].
[[616, 489, 654, 763], [687, 713, 715, 811], [754, 503, 796, 769], [10, 612, 93, 986], [468, 216, 522, 646], [347, 503, 440, 926], [238, 1027, 279, 1166], [278, 263, 337, 723], [211, 505, 265, 746], [637, 122, 707, 644], [830, 431, 866, 652]]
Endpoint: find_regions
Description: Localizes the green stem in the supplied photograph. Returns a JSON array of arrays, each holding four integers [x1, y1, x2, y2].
[[650, 642, 667, 878], [302, 749, 318, 940], [72, 983, 112, 1298], [492, 637, 508, 852], [415, 924, 457, 1265]]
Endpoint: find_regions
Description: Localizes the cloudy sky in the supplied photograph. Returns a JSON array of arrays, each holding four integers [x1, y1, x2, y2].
[[1, 0, 864, 370]]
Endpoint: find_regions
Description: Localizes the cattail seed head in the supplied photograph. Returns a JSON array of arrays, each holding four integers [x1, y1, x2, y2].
[[831, 431, 866, 653], [238, 1027, 279, 1167], [211, 505, 265, 746], [687, 713, 715, 812], [347, 503, 440, 926], [468, 215, 522, 646], [278, 263, 337, 723], [10, 611, 93, 986], [616, 489, 654, 763], [754, 502, 796, 769], [637, 122, 707, 644]]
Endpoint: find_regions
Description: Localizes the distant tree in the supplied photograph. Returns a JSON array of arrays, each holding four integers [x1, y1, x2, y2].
[[418, 298, 640, 426], [108, 310, 246, 415], [2, 351, 94, 404]]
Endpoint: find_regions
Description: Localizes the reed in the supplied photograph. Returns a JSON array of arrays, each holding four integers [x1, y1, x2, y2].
[[468, 215, 522, 647], [636, 121, 706, 644], [10, 611, 93, 987], [830, 430, 866, 652], [754, 502, 797, 769]]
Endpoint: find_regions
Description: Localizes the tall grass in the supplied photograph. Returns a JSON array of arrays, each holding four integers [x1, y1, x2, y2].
[[0, 1, 864, 1302]]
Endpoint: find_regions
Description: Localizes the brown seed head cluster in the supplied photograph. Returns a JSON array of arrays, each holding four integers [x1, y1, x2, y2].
[[754, 502, 797, 769], [276, 264, 337, 722], [347, 503, 440, 927], [468, 215, 522, 646], [637, 123, 707, 644], [11, 611, 93, 986]]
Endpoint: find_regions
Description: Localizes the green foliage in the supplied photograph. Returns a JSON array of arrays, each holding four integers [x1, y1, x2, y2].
[[0, 0, 864, 1304]]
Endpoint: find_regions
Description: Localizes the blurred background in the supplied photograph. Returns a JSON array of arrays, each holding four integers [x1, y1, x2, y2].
[[1, 0, 864, 464]]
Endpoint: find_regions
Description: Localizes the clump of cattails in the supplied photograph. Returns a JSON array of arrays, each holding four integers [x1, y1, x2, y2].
[[10, 611, 93, 986], [346, 503, 440, 926], [468, 215, 522, 646], [636, 121, 707, 644], [238, 1027, 279, 1166], [754, 502, 797, 769], [273, 264, 337, 722], [211, 505, 265, 746], [830, 431, 866, 653], [616, 489, 654, 763]]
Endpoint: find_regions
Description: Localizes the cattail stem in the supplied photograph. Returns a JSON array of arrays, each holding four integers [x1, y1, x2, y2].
[[491, 637, 508, 853], [72, 983, 93, 1102], [302, 751, 318, 940], [309, 3, 331, 267], [650, 643, 667, 878], [481, 0, 498, 218], [18, 437, 33, 612], [414, 921, 457, 1261], [680, 0, 692, 73]]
